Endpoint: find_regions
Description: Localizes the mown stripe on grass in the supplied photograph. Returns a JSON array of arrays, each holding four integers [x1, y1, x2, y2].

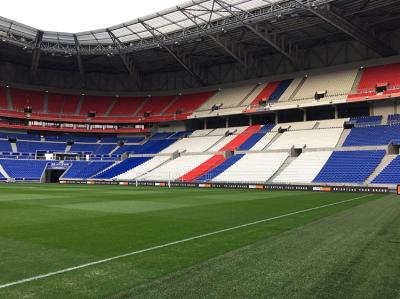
[[0, 194, 372, 290]]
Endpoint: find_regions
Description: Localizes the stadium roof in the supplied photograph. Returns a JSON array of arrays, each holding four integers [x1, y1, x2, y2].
[[0, 0, 399, 92]]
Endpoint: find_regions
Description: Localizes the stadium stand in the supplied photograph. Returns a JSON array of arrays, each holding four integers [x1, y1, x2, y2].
[[93, 157, 151, 179], [62, 161, 113, 179], [115, 156, 171, 180], [163, 92, 214, 115], [0, 159, 48, 181], [343, 125, 400, 146], [268, 128, 343, 150], [350, 116, 382, 126], [47, 93, 80, 114], [357, 63, 400, 93], [372, 156, 400, 184], [136, 95, 176, 116], [197, 84, 256, 110], [0, 140, 12, 152], [141, 154, 214, 181], [273, 151, 333, 183], [313, 150, 385, 183], [79, 96, 114, 115], [0, 86, 8, 108], [109, 97, 144, 116], [292, 69, 357, 102], [210, 152, 289, 183], [10, 88, 44, 111], [17, 141, 66, 153]]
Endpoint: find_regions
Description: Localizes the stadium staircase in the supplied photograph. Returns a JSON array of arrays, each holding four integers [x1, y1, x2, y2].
[[336, 129, 351, 147], [0, 164, 10, 179], [267, 156, 297, 182], [365, 154, 397, 184]]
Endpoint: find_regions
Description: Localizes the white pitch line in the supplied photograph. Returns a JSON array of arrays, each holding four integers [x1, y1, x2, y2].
[[0, 194, 373, 290]]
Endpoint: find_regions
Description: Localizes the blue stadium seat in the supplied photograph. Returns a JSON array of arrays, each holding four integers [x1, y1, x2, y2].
[[17, 141, 66, 153], [343, 125, 400, 146], [313, 150, 385, 183], [93, 157, 151, 179], [372, 156, 400, 184], [0, 159, 49, 181], [62, 161, 113, 179], [196, 154, 245, 182], [0, 140, 12, 152]]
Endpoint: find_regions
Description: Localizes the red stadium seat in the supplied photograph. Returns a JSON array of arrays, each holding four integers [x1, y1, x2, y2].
[[79, 96, 114, 115], [163, 91, 214, 115], [0, 86, 8, 109], [48, 93, 81, 114], [136, 95, 176, 116], [109, 97, 145, 116], [10, 88, 44, 112]]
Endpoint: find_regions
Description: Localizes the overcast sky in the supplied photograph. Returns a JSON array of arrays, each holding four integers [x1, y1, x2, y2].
[[1, 0, 183, 32]]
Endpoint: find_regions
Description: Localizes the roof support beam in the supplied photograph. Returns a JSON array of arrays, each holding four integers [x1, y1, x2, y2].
[[139, 21, 207, 86], [215, 0, 302, 69], [294, 0, 397, 57], [30, 30, 43, 82], [107, 30, 143, 89], [73, 34, 86, 88], [179, 8, 248, 69]]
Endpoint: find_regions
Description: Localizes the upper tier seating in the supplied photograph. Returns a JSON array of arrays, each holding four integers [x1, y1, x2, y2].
[[0, 159, 48, 181], [317, 118, 349, 129], [196, 154, 244, 182], [350, 116, 382, 126], [372, 156, 400, 185], [79, 96, 114, 115], [136, 96, 176, 116], [10, 88, 44, 111], [116, 156, 171, 180], [141, 154, 213, 181], [357, 63, 400, 92], [70, 144, 115, 155], [0, 86, 8, 109], [17, 141, 66, 153], [343, 125, 400, 146], [273, 151, 332, 183], [248, 132, 277, 151], [275, 77, 302, 102], [62, 161, 113, 179], [163, 92, 214, 115], [237, 125, 274, 150], [0, 140, 12, 152], [268, 128, 343, 150], [190, 129, 214, 137], [160, 135, 222, 153], [94, 157, 151, 179], [387, 114, 400, 125], [114, 139, 176, 155], [109, 97, 143, 116], [211, 152, 288, 183], [47, 93, 80, 114], [197, 84, 256, 110], [313, 150, 385, 183], [292, 69, 358, 102]]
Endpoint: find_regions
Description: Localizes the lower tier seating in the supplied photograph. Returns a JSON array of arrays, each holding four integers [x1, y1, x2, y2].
[[141, 154, 213, 181], [62, 161, 114, 179], [273, 151, 332, 183], [313, 150, 385, 184], [93, 157, 151, 179], [211, 152, 289, 183], [0, 159, 48, 181], [115, 156, 171, 180], [372, 156, 400, 184]]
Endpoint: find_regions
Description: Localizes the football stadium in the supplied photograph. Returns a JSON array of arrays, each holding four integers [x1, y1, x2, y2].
[[0, 0, 399, 298]]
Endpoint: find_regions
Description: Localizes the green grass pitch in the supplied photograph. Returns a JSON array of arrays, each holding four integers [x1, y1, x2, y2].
[[0, 184, 399, 298]]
